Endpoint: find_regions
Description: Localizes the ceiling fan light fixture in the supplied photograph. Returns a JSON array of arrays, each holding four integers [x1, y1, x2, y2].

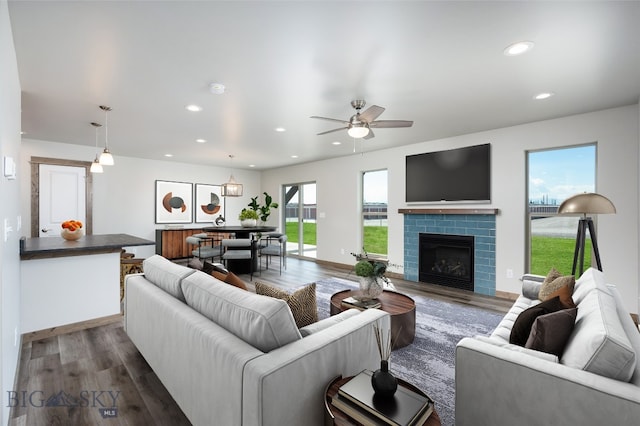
[[347, 123, 370, 139]]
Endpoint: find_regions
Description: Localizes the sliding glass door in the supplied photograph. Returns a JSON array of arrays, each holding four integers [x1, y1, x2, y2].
[[283, 182, 317, 258]]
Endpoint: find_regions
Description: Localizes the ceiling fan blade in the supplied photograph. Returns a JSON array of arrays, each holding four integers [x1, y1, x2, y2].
[[310, 116, 350, 125], [317, 126, 348, 136], [363, 129, 375, 140], [369, 120, 413, 128], [358, 105, 385, 123]]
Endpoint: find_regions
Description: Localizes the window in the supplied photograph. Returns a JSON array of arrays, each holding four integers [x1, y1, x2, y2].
[[362, 170, 388, 256], [527, 144, 596, 275]]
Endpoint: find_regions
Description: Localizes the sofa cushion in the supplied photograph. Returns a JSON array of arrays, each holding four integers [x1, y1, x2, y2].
[[143, 255, 195, 301], [255, 282, 318, 328], [561, 287, 637, 382], [572, 267, 611, 304], [525, 307, 578, 357], [181, 271, 301, 352], [538, 268, 575, 301], [509, 296, 568, 346]]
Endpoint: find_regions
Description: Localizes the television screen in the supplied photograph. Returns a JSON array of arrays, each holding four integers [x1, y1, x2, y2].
[[406, 143, 491, 203]]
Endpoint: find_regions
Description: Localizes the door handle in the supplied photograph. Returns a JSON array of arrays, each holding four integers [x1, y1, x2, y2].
[[41, 228, 52, 233]]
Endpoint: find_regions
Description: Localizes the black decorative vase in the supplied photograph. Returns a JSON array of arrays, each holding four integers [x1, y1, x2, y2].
[[371, 360, 398, 397]]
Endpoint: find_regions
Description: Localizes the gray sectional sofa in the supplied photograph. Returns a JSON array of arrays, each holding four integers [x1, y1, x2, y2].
[[455, 268, 640, 425], [124, 255, 390, 426]]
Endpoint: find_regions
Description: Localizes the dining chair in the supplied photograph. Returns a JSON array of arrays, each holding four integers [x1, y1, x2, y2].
[[186, 233, 221, 263], [221, 238, 255, 280], [260, 234, 287, 275]]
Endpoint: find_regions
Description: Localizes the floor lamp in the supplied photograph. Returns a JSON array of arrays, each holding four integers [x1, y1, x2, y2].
[[557, 193, 616, 276]]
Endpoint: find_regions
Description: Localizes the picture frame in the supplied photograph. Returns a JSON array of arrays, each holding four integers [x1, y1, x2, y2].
[[195, 183, 225, 223], [155, 180, 193, 224]]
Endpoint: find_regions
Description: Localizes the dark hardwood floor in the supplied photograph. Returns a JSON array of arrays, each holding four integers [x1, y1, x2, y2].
[[10, 257, 512, 425]]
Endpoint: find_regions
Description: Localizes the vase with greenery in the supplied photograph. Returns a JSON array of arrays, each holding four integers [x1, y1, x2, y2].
[[353, 252, 388, 301], [238, 208, 259, 227], [247, 192, 279, 223]]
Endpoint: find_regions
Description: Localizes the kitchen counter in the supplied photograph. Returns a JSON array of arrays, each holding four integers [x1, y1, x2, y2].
[[20, 233, 155, 260]]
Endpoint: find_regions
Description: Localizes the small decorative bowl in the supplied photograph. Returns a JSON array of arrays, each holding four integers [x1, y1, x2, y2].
[[61, 228, 84, 241]]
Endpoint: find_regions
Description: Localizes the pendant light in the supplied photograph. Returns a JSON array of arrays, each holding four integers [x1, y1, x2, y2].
[[221, 155, 243, 197], [90, 122, 103, 173], [99, 105, 115, 166]]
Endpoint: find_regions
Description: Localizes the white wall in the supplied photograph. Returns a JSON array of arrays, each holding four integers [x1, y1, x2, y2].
[[19, 140, 262, 259], [262, 105, 640, 314], [1, 1, 23, 424]]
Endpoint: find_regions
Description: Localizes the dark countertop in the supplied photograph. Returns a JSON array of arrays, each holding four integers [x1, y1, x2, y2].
[[20, 233, 155, 260]]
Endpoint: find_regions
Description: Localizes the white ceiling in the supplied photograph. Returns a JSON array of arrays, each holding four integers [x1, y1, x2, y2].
[[8, 1, 640, 171]]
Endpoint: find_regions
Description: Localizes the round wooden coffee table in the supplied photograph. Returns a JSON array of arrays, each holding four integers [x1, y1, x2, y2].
[[330, 290, 416, 349], [324, 375, 441, 426]]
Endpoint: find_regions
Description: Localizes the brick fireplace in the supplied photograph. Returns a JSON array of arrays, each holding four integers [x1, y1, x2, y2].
[[400, 208, 497, 296]]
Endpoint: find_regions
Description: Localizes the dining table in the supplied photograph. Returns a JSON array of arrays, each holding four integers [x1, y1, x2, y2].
[[202, 225, 277, 273]]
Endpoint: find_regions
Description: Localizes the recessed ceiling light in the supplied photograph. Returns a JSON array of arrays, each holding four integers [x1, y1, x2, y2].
[[274, 127, 286, 132], [164, 154, 173, 157], [534, 92, 555, 100], [196, 138, 206, 143], [249, 164, 256, 168], [332, 141, 342, 145], [185, 104, 202, 112], [504, 41, 535, 56], [209, 83, 225, 95], [291, 155, 298, 159]]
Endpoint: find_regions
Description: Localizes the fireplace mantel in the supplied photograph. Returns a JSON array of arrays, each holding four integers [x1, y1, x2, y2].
[[398, 208, 499, 215]]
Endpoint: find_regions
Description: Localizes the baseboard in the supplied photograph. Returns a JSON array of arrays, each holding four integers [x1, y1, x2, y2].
[[21, 313, 123, 344]]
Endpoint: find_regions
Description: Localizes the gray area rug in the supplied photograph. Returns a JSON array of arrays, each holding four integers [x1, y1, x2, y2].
[[315, 277, 503, 426]]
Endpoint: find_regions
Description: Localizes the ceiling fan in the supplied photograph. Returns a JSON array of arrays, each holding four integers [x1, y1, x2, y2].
[[310, 100, 413, 139]]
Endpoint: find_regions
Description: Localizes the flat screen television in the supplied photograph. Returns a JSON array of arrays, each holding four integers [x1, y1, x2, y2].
[[406, 143, 491, 203]]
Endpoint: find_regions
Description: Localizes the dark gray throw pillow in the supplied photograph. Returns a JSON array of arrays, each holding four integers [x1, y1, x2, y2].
[[525, 307, 578, 357]]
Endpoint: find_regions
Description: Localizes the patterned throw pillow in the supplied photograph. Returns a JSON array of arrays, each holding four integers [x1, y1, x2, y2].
[[538, 268, 575, 301], [255, 282, 318, 328]]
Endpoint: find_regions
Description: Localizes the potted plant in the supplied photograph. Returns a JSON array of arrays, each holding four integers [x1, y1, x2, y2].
[[238, 208, 259, 227], [352, 251, 389, 301], [247, 192, 279, 223]]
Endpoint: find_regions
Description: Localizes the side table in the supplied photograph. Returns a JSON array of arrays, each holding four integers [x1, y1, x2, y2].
[[324, 375, 441, 426], [330, 290, 416, 349]]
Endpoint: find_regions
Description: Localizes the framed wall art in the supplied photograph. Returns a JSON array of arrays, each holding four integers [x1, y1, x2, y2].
[[155, 180, 193, 224], [195, 183, 225, 223]]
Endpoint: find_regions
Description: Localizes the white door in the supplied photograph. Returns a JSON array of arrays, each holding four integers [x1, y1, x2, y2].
[[39, 164, 86, 237]]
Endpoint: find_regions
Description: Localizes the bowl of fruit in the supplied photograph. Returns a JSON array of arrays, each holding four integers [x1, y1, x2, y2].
[[60, 220, 84, 241]]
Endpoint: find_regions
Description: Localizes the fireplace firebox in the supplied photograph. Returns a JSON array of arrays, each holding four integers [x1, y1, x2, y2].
[[419, 233, 474, 291]]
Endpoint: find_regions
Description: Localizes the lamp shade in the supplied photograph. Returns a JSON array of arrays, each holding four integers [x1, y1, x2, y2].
[[90, 157, 103, 173], [99, 148, 114, 166], [347, 123, 369, 138], [221, 174, 243, 197], [558, 193, 616, 215]]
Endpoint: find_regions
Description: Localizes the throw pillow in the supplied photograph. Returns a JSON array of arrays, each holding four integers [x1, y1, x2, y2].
[[509, 296, 566, 346], [255, 282, 318, 328], [545, 283, 576, 309], [539, 268, 575, 301], [525, 307, 578, 357], [211, 270, 248, 291]]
